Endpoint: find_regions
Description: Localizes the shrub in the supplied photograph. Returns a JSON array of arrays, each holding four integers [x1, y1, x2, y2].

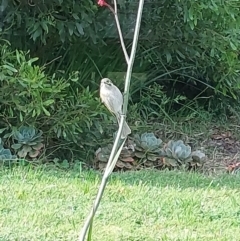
[[2, 0, 240, 115], [0, 44, 112, 162], [135, 0, 240, 103]]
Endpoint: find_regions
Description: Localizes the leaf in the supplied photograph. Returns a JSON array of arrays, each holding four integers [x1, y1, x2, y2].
[[191, 150, 206, 163], [194, 17, 197, 26], [116, 160, 125, 168], [43, 99, 55, 106], [135, 151, 146, 158], [121, 157, 134, 163], [32, 29, 42, 41], [22, 145, 32, 153], [27, 57, 39, 65], [76, 23, 84, 35], [210, 48, 215, 57], [124, 162, 133, 169], [32, 109, 36, 117], [147, 153, 158, 161], [98, 162, 107, 171], [32, 143, 44, 151], [28, 142, 38, 146], [68, 27, 74, 36], [176, 50, 185, 59], [163, 157, 178, 167], [72, 13, 79, 20], [189, 21, 194, 30], [188, 7, 194, 21], [29, 149, 40, 158], [166, 52, 172, 63], [17, 149, 28, 158], [3, 64, 18, 73], [230, 41, 237, 51], [42, 106, 50, 116], [11, 143, 22, 150], [0, 128, 7, 134], [40, 21, 48, 33], [3, 132, 12, 138], [20, 112, 23, 122]]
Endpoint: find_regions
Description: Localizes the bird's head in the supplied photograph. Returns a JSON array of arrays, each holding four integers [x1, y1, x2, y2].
[[101, 78, 112, 86]]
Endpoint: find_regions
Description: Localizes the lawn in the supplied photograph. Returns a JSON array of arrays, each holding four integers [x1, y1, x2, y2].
[[0, 166, 240, 241]]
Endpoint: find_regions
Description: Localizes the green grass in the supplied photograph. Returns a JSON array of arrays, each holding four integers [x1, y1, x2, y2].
[[0, 166, 240, 241]]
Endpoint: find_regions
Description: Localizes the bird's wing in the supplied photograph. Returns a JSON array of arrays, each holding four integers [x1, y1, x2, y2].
[[103, 96, 116, 115], [110, 85, 123, 112]]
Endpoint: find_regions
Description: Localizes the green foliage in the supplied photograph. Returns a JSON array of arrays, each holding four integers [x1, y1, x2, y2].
[[1, 0, 240, 164], [134, 0, 240, 111], [0, 44, 70, 122], [131, 82, 186, 122], [11, 126, 44, 158], [0, 44, 112, 162], [2, 0, 240, 106], [1, 0, 98, 45]]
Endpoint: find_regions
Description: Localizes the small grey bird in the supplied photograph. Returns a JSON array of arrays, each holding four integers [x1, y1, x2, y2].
[[100, 78, 131, 139]]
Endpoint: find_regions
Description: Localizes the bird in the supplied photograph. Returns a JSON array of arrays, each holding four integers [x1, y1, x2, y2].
[[100, 78, 131, 139]]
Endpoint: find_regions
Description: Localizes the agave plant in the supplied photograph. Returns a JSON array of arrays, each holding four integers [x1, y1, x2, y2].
[[11, 126, 44, 158], [163, 140, 192, 166], [134, 132, 163, 164]]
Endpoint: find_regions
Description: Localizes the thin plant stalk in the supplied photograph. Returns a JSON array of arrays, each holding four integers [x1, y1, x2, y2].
[[113, 0, 130, 64], [105, 1, 130, 64], [122, 0, 145, 114], [78, 0, 145, 240], [78, 120, 125, 241]]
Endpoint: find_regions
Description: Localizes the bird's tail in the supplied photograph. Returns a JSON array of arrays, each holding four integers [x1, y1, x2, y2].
[[121, 120, 131, 139], [116, 113, 131, 139]]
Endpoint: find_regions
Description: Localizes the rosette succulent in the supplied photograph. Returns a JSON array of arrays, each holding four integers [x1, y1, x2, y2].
[[95, 143, 135, 171], [11, 126, 44, 158], [134, 132, 163, 163], [163, 140, 191, 166], [0, 138, 16, 161]]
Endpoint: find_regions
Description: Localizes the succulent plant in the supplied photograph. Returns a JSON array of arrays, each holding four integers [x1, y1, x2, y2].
[[95, 144, 112, 163], [191, 150, 206, 163], [0, 147, 16, 161], [134, 132, 163, 164], [11, 126, 44, 158], [163, 140, 192, 165], [190, 150, 206, 167], [95, 141, 136, 171], [0, 138, 16, 161]]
